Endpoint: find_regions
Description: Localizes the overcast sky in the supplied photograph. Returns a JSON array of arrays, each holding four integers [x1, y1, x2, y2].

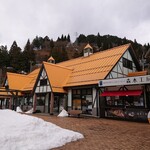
[[0, 0, 150, 49]]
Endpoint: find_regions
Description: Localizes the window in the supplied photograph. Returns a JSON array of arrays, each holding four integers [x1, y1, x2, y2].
[[72, 89, 81, 95], [72, 88, 92, 114], [40, 79, 47, 86], [106, 96, 124, 106], [123, 57, 133, 70], [106, 95, 144, 107]]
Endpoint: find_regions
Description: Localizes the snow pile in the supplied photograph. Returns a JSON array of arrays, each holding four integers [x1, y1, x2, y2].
[[0, 109, 83, 150], [25, 108, 33, 114], [16, 106, 23, 113], [58, 109, 68, 117]]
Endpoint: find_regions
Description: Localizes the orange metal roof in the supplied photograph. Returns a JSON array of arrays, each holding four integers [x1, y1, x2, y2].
[[7, 72, 31, 91], [0, 87, 12, 97], [128, 71, 147, 77], [6, 68, 40, 92], [58, 44, 131, 87], [0, 87, 22, 97], [43, 62, 72, 93], [22, 68, 40, 91], [1, 43, 132, 94]]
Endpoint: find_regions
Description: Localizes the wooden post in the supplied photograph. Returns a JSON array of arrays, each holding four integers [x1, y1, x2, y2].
[[50, 92, 54, 115], [33, 94, 37, 112], [15, 91, 18, 111], [9, 97, 12, 109]]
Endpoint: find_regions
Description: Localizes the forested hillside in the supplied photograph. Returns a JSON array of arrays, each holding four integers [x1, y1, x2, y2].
[[0, 33, 150, 84]]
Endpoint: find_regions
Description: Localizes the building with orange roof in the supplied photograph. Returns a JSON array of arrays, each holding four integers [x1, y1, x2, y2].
[[0, 68, 40, 110], [0, 43, 150, 121]]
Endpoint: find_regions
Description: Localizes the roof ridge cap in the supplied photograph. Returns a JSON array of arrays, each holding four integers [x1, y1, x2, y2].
[[43, 61, 73, 71]]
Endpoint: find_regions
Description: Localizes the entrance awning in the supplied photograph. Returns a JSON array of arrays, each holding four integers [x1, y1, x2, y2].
[[101, 90, 142, 97]]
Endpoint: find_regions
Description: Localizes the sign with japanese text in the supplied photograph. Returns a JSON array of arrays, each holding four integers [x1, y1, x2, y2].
[[98, 75, 150, 87]]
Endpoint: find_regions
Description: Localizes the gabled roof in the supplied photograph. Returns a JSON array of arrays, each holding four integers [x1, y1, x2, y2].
[[6, 68, 40, 92], [22, 68, 40, 91], [84, 43, 93, 50], [58, 43, 132, 87], [47, 56, 55, 61], [6, 72, 31, 91], [43, 62, 72, 93]]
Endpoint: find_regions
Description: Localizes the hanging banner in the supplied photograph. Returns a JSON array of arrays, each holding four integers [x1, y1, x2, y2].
[[98, 75, 150, 87]]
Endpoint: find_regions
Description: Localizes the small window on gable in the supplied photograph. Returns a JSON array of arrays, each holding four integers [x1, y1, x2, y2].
[[40, 79, 47, 86], [123, 57, 133, 70]]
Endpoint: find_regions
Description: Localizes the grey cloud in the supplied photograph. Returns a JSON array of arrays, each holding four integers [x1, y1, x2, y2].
[[0, 0, 150, 49]]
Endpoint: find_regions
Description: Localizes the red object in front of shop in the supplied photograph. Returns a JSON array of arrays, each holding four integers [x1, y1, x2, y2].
[[101, 90, 142, 97]]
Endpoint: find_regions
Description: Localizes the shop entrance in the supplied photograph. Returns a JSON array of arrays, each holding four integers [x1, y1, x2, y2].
[[72, 88, 93, 115], [36, 93, 49, 113]]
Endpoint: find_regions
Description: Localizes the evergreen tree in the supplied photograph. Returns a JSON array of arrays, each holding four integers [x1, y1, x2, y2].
[[51, 46, 68, 63], [61, 46, 68, 61], [57, 37, 61, 41], [134, 39, 137, 44], [51, 48, 61, 63], [22, 39, 35, 72], [64, 35, 67, 41], [32, 36, 43, 49], [9, 41, 22, 71], [0, 46, 9, 68], [50, 39, 54, 49], [96, 33, 101, 48], [87, 34, 96, 43], [67, 34, 71, 42], [61, 34, 64, 41], [43, 36, 50, 50], [77, 34, 86, 43], [103, 39, 109, 50]]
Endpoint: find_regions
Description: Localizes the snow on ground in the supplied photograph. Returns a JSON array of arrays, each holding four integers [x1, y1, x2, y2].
[[16, 106, 23, 113], [0, 109, 84, 150], [25, 108, 34, 114], [58, 109, 68, 117]]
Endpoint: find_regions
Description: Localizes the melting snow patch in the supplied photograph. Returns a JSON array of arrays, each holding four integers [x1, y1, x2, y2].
[[58, 109, 68, 117], [0, 109, 83, 150], [25, 108, 34, 114], [16, 106, 23, 113]]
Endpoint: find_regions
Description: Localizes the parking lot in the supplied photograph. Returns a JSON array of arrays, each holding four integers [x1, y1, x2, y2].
[[33, 114, 150, 150]]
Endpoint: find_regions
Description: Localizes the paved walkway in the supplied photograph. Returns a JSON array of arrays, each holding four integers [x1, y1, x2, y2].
[[32, 114, 150, 150]]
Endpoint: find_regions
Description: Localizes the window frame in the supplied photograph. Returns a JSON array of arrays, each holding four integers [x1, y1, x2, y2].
[[123, 57, 133, 70], [40, 79, 47, 86]]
